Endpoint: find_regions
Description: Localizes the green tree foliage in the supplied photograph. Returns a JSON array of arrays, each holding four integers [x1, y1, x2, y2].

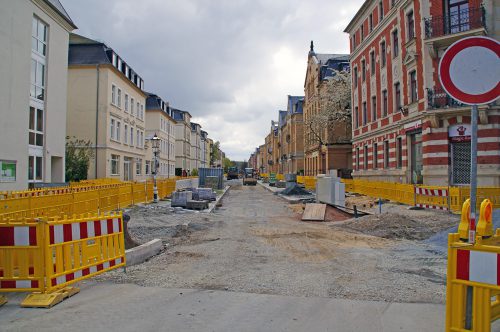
[[210, 141, 220, 165], [191, 168, 199, 176], [223, 157, 233, 172], [65, 137, 94, 182]]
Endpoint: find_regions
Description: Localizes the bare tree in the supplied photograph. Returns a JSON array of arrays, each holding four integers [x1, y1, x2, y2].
[[305, 70, 352, 147]]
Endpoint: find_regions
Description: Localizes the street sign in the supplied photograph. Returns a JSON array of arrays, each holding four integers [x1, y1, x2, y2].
[[439, 36, 500, 105]]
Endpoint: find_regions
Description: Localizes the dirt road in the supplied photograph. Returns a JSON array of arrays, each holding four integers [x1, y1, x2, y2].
[[100, 181, 450, 303]]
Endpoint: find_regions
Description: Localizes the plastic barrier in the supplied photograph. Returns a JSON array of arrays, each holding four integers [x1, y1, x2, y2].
[[0, 212, 125, 308], [414, 186, 449, 210], [446, 199, 500, 331], [303, 176, 317, 190]]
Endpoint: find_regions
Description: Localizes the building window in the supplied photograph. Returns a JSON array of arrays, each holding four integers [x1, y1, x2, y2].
[[370, 51, 376, 74], [356, 148, 360, 170], [131, 98, 135, 115], [0, 160, 17, 182], [30, 60, 45, 101], [136, 102, 140, 116], [407, 10, 415, 40], [373, 143, 378, 169], [379, 1, 384, 20], [136, 158, 142, 175], [136, 129, 140, 147], [124, 124, 128, 144], [116, 121, 121, 141], [382, 90, 388, 117], [125, 94, 129, 112], [111, 154, 119, 175], [352, 34, 357, 50], [111, 85, 116, 105], [396, 137, 403, 168], [361, 25, 364, 41], [384, 141, 390, 168], [32, 17, 47, 56], [369, 13, 373, 32], [110, 118, 116, 140], [140, 104, 144, 120], [362, 102, 367, 125], [392, 29, 399, 57], [117, 88, 122, 108], [409, 70, 418, 103], [28, 156, 43, 181], [372, 96, 377, 121], [361, 60, 366, 81], [394, 82, 401, 111], [380, 41, 386, 67], [364, 145, 368, 170], [145, 160, 151, 175], [130, 127, 134, 145], [353, 67, 358, 88], [29, 107, 43, 146], [354, 106, 359, 128]]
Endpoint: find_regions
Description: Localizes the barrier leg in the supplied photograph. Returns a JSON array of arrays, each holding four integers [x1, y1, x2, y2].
[[21, 287, 80, 308], [0, 295, 7, 306]]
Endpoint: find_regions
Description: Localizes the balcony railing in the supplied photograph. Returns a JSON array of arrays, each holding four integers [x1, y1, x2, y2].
[[427, 87, 465, 109], [424, 6, 485, 39]]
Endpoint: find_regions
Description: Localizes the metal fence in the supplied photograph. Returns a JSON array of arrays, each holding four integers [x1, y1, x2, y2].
[[198, 168, 224, 189]]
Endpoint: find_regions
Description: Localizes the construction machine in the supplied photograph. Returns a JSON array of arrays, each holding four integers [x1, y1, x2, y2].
[[243, 168, 257, 186]]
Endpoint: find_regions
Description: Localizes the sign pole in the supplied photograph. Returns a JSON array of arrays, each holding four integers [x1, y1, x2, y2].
[[469, 104, 478, 243]]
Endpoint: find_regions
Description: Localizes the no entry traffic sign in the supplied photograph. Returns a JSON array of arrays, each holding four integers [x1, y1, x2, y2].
[[439, 36, 500, 105]]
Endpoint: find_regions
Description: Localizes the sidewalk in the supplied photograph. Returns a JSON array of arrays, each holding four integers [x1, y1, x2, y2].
[[1, 282, 445, 332]]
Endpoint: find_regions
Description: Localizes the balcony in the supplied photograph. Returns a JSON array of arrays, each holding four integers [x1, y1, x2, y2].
[[424, 6, 486, 56], [427, 87, 465, 109], [424, 6, 485, 40]]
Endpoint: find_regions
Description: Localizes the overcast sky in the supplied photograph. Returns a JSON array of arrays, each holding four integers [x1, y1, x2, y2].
[[62, 0, 363, 161]]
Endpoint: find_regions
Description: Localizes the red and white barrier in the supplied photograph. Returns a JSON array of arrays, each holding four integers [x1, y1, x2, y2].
[[49, 218, 121, 245], [456, 249, 500, 286], [414, 187, 449, 210]]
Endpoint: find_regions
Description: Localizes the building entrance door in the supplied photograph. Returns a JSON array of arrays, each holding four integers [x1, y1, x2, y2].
[[124, 157, 133, 181], [451, 142, 471, 185], [409, 132, 423, 184]]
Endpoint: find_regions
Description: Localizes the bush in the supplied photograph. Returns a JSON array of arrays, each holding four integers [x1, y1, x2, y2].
[[191, 168, 199, 176]]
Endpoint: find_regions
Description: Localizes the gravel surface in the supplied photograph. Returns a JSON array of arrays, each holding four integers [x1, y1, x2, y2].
[[97, 180, 454, 304]]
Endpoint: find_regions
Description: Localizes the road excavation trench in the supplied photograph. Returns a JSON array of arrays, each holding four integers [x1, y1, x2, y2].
[[98, 181, 456, 303]]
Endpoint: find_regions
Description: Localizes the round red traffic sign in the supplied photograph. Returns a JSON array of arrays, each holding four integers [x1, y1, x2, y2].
[[439, 36, 500, 105]]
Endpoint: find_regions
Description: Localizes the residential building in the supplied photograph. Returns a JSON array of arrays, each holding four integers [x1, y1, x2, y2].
[[303, 43, 352, 176], [0, 0, 76, 190], [345, 0, 500, 185], [206, 137, 214, 167], [145, 93, 176, 178], [281, 95, 305, 174], [257, 144, 266, 174], [67, 33, 147, 181], [190, 122, 202, 171], [172, 108, 192, 174]]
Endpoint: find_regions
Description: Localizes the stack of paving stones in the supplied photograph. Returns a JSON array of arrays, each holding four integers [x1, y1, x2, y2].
[[171, 188, 215, 210], [171, 191, 192, 208], [276, 181, 287, 188]]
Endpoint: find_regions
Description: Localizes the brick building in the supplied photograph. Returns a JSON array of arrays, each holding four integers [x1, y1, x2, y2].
[[279, 96, 305, 174], [345, 0, 500, 186], [303, 44, 352, 176]]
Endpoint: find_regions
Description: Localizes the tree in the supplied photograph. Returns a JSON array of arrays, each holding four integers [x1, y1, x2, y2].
[[65, 137, 95, 182], [210, 141, 220, 166], [223, 157, 233, 172], [305, 70, 352, 147]]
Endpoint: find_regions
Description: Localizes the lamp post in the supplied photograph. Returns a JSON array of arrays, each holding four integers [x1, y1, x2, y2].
[[151, 133, 160, 203]]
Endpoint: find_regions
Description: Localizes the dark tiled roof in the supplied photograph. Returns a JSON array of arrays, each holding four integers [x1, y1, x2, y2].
[[287, 95, 304, 114], [278, 110, 287, 128], [44, 0, 77, 29], [68, 43, 110, 65]]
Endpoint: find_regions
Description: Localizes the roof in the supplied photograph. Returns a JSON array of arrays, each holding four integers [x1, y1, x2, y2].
[[344, 0, 372, 32], [69, 33, 145, 92], [44, 0, 77, 29], [278, 110, 287, 128], [171, 108, 192, 121]]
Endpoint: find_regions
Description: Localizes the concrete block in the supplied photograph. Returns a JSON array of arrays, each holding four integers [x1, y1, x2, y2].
[[285, 174, 297, 182], [125, 239, 163, 266], [171, 191, 192, 207], [197, 188, 216, 201], [186, 200, 209, 210]]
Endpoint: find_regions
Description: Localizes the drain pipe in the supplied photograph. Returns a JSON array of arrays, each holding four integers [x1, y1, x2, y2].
[[95, 64, 100, 179]]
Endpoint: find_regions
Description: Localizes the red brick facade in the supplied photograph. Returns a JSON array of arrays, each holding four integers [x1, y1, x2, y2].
[[345, 0, 500, 186]]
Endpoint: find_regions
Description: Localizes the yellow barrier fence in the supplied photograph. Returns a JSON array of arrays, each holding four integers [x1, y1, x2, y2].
[[0, 212, 125, 308], [0, 178, 179, 219], [446, 199, 500, 331]]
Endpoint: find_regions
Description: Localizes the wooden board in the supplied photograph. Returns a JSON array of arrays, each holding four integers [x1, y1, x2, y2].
[[302, 203, 327, 221]]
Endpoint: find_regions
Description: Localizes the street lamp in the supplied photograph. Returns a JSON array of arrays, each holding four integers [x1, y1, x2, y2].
[[151, 133, 161, 203]]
